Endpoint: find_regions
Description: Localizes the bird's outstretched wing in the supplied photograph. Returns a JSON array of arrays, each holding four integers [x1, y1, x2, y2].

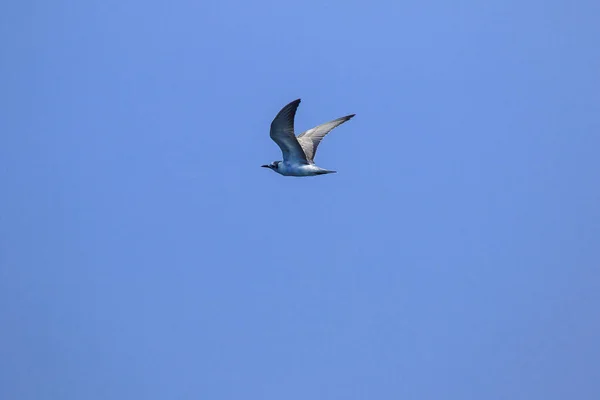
[[270, 99, 309, 164], [297, 114, 355, 163]]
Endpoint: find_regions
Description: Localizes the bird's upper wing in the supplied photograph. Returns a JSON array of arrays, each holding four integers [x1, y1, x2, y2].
[[270, 99, 309, 164], [297, 114, 355, 162]]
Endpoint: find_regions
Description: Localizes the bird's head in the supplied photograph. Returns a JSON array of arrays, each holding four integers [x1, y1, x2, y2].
[[261, 161, 281, 173]]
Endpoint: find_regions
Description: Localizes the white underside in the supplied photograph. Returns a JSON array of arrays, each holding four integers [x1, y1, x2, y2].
[[277, 162, 335, 176]]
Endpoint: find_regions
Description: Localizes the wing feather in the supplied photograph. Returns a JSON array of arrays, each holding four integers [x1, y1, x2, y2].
[[269, 99, 309, 164], [297, 114, 355, 162]]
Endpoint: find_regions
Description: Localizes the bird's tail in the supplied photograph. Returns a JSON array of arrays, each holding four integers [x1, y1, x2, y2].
[[315, 170, 337, 175]]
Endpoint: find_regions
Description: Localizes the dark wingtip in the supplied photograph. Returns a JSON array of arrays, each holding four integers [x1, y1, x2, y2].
[[334, 114, 355, 123]]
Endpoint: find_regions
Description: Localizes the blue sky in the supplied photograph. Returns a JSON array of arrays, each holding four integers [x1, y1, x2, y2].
[[1, 1, 599, 399]]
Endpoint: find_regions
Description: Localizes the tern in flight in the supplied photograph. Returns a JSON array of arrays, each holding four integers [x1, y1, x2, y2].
[[261, 99, 355, 177]]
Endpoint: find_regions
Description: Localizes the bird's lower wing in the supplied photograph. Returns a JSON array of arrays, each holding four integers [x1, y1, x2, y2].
[[297, 114, 355, 162]]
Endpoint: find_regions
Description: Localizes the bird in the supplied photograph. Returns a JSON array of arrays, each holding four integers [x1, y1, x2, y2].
[[262, 99, 355, 177]]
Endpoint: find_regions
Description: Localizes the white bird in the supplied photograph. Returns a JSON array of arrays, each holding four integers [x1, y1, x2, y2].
[[262, 99, 355, 177]]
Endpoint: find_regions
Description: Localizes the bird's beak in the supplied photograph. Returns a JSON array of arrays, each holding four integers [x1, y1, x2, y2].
[[261, 165, 269, 168]]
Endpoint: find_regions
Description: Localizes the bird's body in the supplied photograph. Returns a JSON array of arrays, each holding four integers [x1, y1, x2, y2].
[[262, 99, 354, 177], [276, 162, 336, 176]]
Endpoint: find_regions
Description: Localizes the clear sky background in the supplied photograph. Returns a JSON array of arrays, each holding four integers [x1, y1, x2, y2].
[[1, 1, 599, 399]]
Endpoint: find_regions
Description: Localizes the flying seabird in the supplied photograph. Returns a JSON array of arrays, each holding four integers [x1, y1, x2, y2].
[[262, 99, 355, 177]]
